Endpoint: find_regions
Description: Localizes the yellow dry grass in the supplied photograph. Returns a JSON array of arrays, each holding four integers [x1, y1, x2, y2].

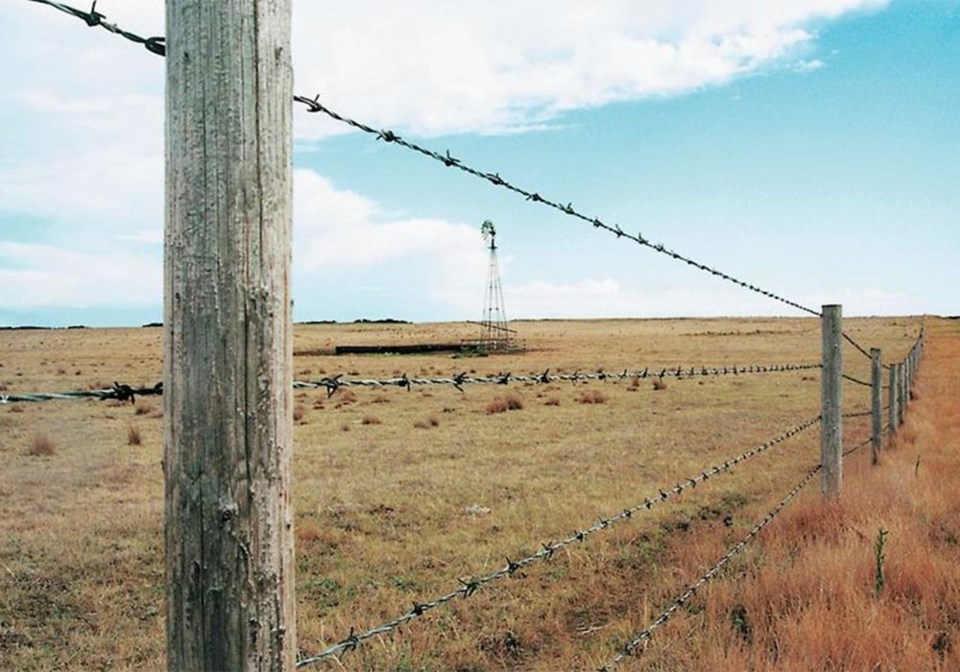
[[0, 316, 945, 671]]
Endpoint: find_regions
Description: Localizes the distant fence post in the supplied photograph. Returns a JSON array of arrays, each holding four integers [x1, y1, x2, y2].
[[870, 348, 882, 465], [164, 1, 296, 670], [888, 363, 898, 440], [821, 304, 842, 498], [904, 355, 912, 409], [897, 363, 906, 426]]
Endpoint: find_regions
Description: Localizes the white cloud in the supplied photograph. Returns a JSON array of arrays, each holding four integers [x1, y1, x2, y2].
[[0, 0, 892, 322], [0, 241, 161, 308], [292, 0, 886, 137], [293, 169, 487, 311]]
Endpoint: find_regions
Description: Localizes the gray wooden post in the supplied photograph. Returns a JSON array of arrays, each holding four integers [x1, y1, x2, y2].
[[870, 348, 882, 465], [888, 362, 898, 440], [897, 363, 906, 426], [163, 1, 295, 669], [821, 304, 842, 497], [904, 355, 912, 407]]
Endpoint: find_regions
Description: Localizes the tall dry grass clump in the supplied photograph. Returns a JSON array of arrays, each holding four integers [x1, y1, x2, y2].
[[25, 433, 56, 456], [627, 321, 960, 671], [486, 393, 524, 414], [576, 389, 608, 404]]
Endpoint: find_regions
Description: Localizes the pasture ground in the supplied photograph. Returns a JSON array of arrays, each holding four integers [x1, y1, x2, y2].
[[0, 316, 952, 670]]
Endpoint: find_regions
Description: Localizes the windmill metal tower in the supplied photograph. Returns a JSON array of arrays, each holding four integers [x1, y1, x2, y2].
[[478, 220, 514, 351]]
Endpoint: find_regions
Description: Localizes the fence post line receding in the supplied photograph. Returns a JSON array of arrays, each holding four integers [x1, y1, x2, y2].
[[163, 1, 296, 670], [820, 304, 842, 497], [870, 348, 882, 465]]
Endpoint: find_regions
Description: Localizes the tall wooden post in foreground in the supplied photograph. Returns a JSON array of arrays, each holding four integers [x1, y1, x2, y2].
[[163, 1, 295, 669], [821, 304, 842, 498]]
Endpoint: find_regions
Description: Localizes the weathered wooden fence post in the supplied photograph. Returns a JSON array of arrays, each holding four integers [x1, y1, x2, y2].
[[888, 362, 898, 440], [897, 363, 906, 426], [904, 355, 912, 409], [821, 304, 842, 498], [870, 348, 882, 465], [164, 1, 295, 669]]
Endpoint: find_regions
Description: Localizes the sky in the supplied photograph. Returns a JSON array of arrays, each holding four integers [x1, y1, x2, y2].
[[0, 0, 957, 327]]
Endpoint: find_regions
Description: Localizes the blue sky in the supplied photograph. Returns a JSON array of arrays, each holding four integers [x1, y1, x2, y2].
[[1, 0, 957, 327]]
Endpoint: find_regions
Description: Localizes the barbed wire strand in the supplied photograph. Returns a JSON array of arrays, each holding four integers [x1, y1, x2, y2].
[[25, 0, 165, 55], [293, 96, 822, 319], [842, 426, 889, 458], [0, 382, 162, 405], [600, 463, 821, 670], [841, 409, 872, 419], [294, 415, 820, 668], [295, 362, 823, 398], [1, 362, 822, 404], [841, 373, 873, 388]]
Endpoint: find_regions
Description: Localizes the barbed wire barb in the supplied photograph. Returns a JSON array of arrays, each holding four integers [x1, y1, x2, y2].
[[26, 0, 165, 55]]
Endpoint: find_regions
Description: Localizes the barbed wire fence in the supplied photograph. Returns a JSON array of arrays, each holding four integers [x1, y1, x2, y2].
[[12, 1, 931, 669], [295, 415, 820, 667], [2, 360, 822, 403]]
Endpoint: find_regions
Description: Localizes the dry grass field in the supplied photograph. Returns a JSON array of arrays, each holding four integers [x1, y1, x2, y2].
[[0, 316, 951, 671]]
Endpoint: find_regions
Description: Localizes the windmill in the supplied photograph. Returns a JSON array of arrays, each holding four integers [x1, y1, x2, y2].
[[477, 220, 515, 351]]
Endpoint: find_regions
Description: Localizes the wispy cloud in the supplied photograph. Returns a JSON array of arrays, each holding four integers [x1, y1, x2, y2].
[[791, 58, 826, 73]]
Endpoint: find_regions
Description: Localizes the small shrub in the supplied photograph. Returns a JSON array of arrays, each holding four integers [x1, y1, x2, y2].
[[362, 415, 382, 426], [577, 389, 608, 404], [293, 404, 306, 423], [26, 434, 56, 457], [8, 404, 24, 413], [372, 394, 391, 404], [127, 424, 142, 446], [486, 394, 524, 414], [652, 377, 668, 391], [340, 423, 350, 432], [429, 415, 439, 427], [544, 397, 561, 407], [505, 394, 524, 411], [413, 419, 430, 429], [134, 401, 155, 416]]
